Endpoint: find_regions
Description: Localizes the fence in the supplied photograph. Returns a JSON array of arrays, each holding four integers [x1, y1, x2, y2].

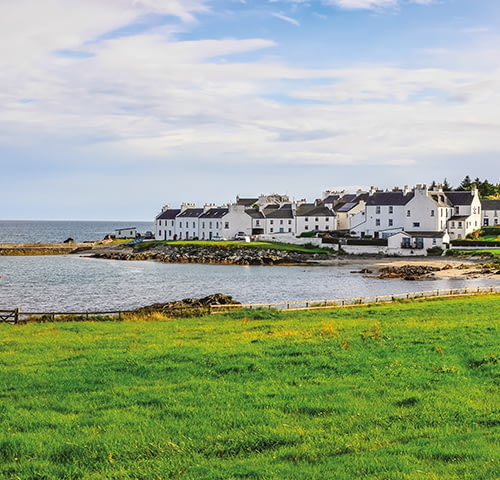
[[210, 285, 500, 313], [2, 286, 499, 324]]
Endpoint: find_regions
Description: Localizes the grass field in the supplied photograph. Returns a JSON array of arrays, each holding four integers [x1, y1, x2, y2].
[[0, 295, 499, 479], [133, 240, 331, 255], [447, 248, 500, 258]]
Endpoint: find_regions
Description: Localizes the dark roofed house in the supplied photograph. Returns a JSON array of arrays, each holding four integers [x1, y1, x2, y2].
[[480, 199, 500, 226], [155, 208, 181, 240]]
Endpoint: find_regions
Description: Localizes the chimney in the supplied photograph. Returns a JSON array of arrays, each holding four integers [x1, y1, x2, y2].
[[403, 185, 410, 195], [161, 205, 170, 212]]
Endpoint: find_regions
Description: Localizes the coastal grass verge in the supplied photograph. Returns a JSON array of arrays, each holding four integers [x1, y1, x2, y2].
[[0, 295, 498, 479], [133, 240, 332, 254], [446, 248, 500, 258]]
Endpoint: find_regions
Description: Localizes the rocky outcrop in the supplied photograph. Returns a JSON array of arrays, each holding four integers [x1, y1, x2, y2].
[[376, 265, 445, 280], [130, 293, 240, 316], [90, 243, 331, 266]]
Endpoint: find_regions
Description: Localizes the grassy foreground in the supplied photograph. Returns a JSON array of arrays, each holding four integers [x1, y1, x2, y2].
[[0, 296, 499, 480]]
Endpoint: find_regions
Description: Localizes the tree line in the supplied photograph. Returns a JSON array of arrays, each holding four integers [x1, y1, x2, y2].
[[429, 176, 500, 198]]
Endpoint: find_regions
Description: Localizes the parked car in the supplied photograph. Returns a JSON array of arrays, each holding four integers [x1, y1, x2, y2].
[[234, 232, 250, 242]]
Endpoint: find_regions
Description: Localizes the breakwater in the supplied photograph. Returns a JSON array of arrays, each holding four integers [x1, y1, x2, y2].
[[90, 243, 333, 265]]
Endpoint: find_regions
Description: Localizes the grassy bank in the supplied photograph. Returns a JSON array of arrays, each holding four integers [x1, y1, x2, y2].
[[0, 295, 498, 479], [134, 240, 331, 255]]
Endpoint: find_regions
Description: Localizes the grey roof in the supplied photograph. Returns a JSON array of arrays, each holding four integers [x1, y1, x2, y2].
[[265, 207, 294, 219], [336, 201, 358, 213], [429, 193, 452, 207], [177, 208, 204, 218], [405, 231, 447, 238], [236, 197, 258, 207], [366, 192, 414, 206], [115, 227, 136, 231], [481, 199, 500, 210], [322, 194, 341, 205], [445, 191, 474, 206], [296, 206, 335, 217], [245, 208, 265, 219], [448, 215, 469, 221], [156, 209, 181, 220], [199, 208, 228, 219], [295, 203, 316, 216]]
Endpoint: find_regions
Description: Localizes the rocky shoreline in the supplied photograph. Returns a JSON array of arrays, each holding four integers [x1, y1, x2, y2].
[[89, 243, 332, 266]]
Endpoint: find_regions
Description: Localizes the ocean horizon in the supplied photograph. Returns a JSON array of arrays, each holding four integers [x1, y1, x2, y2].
[[0, 220, 155, 244]]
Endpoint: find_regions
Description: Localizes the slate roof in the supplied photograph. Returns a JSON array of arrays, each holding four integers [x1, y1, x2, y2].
[[336, 202, 358, 213], [448, 215, 469, 221], [405, 231, 447, 238], [481, 199, 500, 210], [245, 208, 265, 219], [322, 194, 341, 205], [366, 192, 414, 206], [177, 208, 204, 218], [265, 207, 294, 219], [444, 191, 474, 206], [199, 208, 228, 219], [296, 206, 335, 217], [295, 203, 316, 216], [236, 197, 258, 207], [429, 193, 452, 207], [156, 209, 181, 220]]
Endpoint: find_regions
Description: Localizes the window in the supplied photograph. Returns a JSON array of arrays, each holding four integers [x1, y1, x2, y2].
[[159, 220, 162, 226], [432, 238, 437, 245], [388, 219, 393, 226], [458, 222, 462, 228], [158, 230, 162, 236], [179, 222, 182, 228], [325, 217, 329, 222], [280, 220, 283, 225], [455, 206, 459, 214], [256, 220, 260, 226], [315, 225, 319, 230], [315, 217, 319, 222], [270, 228, 273, 233], [168, 230, 171, 237], [376, 206, 381, 214], [388, 206, 393, 214], [407, 210, 411, 217], [413, 222, 420, 227], [375, 219, 380, 226], [305, 225, 309, 230], [224, 222, 229, 229], [288, 228, 292, 232], [431, 210, 435, 217], [288, 220, 292, 224], [192, 222, 195, 228], [305, 217, 309, 222], [270, 220, 274, 225], [202, 222, 205, 228]]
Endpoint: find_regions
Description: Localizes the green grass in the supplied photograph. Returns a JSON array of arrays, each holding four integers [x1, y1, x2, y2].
[[447, 248, 500, 258], [0, 295, 499, 479], [135, 240, 331, 254]]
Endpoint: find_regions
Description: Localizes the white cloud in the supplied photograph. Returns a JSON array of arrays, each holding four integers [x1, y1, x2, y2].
[[272, 12, 301, 26]]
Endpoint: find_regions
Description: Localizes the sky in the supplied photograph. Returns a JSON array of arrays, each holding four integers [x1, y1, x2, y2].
[[1, 0, 499, 220]]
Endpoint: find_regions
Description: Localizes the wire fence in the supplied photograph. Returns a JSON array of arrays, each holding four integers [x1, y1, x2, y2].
[[1, 285, 499, 324]]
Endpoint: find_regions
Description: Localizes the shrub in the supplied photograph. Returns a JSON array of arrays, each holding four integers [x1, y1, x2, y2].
[[427, 246, 444, 256]]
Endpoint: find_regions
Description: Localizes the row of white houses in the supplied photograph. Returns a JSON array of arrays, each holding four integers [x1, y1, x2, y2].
[[155, 186, 499, 246]]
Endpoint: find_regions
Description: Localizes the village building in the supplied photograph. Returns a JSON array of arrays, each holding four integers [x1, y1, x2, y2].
[[263, 204, 295, 235], [115, 227, 137, 239], [480, 199, 500, 227], [175, 204, 204, 240], [445, 187, 482, 240], [155, 206, 181, 240]]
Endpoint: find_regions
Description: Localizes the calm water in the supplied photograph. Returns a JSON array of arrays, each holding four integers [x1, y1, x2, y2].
[[0, 255, 497, 312], [0, 220, 154, 244]]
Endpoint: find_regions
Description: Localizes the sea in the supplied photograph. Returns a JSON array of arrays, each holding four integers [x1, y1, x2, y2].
[[0, 220, 155, 244], [0, 220, 498, 312]]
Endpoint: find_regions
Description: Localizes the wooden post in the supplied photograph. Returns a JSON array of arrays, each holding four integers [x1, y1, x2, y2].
[[14, 308, 19, 324]]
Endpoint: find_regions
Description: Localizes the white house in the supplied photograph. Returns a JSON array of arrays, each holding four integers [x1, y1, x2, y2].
[[481, 199, 500, 227], [445, 187, 482, 239], [115, 227, 137, 239], [221, 204, 253, 239], [199, 207, 227, 240], [295, 204, 336, 235], [403, 185, 452, 232], [263, 205, 296, 235], [352, 188, 414, 238], [175, 205, 204, 240], [331, 193, 367, 231], [155, 206, 181, 240], [387, 231, 450, 255]]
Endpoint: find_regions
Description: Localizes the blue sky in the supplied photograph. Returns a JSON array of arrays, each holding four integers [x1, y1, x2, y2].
[[1, 0, 499, 220]]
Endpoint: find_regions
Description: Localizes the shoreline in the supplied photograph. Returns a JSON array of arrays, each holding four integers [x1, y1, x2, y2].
[[1, 241, 498, 280]]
